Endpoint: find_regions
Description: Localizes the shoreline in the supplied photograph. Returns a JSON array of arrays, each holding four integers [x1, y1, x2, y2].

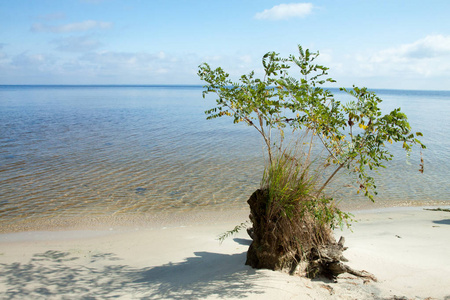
[[1, 201, 450, 234], [1, 206, 449, 299]]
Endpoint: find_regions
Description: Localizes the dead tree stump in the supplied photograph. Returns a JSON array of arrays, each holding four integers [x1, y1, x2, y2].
[[245, 189, 377, 282]]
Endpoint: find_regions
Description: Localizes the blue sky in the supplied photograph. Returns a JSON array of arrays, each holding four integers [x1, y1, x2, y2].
[[1, 0, 449, 90]]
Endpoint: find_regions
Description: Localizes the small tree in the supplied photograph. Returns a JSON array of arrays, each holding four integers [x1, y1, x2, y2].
[[198, 45, 425, 279]]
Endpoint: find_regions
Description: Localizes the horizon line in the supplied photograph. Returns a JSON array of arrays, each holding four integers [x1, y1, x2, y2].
[[0, 84, 449, 93]]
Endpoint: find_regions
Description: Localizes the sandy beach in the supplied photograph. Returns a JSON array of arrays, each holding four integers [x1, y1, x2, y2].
[[1, 207, 449, 299]]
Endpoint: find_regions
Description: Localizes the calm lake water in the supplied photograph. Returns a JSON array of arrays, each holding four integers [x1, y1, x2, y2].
[[0, 85, 449, 231]]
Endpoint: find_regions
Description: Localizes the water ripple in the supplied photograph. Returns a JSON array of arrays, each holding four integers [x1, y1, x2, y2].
[[0, 86, 449, 231]]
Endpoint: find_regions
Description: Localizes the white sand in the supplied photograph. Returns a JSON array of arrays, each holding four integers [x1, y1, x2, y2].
[[0, 207, 449, 299]]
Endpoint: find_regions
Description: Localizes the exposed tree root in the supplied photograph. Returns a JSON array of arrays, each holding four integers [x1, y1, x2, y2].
[[307, 236, 377, 282], [245, 189, 377, 283]]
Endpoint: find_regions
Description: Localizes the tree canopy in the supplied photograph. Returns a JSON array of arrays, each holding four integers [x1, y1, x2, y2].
[[198, 45, 425, 202]]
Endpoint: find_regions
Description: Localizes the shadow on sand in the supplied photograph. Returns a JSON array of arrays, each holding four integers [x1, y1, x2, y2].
[[0, 248, 265, 299], [233, 237, 252, 246], [433, 219, 450, 225]]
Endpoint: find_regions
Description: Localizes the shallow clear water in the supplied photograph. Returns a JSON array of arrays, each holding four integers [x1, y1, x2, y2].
[[0, 86, 449, 230]]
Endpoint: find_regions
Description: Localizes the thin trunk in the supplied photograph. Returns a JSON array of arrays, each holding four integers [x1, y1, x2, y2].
[[304, 129, 314, 178], [316, 162, 346, 198], [258, 114, 273, 165]]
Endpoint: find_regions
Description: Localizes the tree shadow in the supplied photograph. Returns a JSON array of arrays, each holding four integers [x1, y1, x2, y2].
[[433, 219, 450, 225], [233, 238, 252, 246], [0, 249, 265, 299], [136, 251, 262, 299]]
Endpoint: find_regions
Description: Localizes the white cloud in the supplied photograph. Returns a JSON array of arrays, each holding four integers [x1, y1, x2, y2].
[[37, 12, 66, 21], [239, 55, 252, 64], [0, 50, 191, 84], [80, 51, 159, 69], [323, 35, 450, 89], [357, 35, 450, 77], [53, 36, 102, 52], [371, 35, 450, 62], [73, 51, 205, 84], [9, 52, 55, 70], [31, 20, 113, 33], [254, 3, 313, 20], [80, 0, 106, 3], [157, 51, 166, 60]]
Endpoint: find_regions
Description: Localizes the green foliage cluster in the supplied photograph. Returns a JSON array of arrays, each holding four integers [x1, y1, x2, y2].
[[198, 45, 425, 205]]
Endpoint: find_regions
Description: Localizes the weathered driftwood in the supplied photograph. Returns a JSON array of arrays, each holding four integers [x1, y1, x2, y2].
[[245, 189, 377, 282], [424, 207, 450, 212], [307, 236, 377, 282]]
